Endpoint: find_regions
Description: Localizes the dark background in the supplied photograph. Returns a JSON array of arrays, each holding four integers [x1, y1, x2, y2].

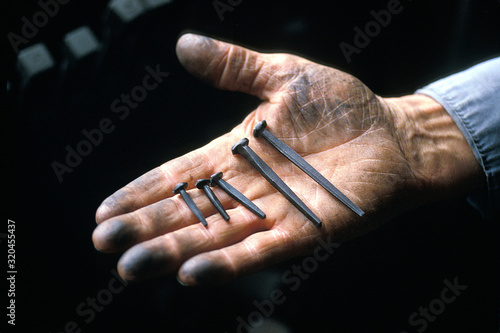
[[4, 0, 500, 332]]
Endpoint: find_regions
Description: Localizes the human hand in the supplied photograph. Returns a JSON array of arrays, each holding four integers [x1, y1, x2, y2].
[[92, 33, 483, 285]]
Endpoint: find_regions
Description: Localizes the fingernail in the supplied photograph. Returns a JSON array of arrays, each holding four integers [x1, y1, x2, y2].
[[93, 220, 137, 252], [179, 33, 202, 43], [95, 203, 110, 224], [180, 257, 227, 286], [117, 245, 157, 282], [176, 275, 190, 287]]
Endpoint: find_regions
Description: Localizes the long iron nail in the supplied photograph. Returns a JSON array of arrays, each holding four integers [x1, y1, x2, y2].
[[196, 179, 230, 221], [210, 172, 266, 219], [173, 182, 208, 227], [253, 120, 365, 217], [231, 138, 322, 227]]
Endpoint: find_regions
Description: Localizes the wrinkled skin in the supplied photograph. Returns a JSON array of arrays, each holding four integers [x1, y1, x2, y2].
[[92, 34, 482, 285]]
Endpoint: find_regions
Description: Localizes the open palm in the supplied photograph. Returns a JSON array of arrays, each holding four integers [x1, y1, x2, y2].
[[92, 33, 469, 285]]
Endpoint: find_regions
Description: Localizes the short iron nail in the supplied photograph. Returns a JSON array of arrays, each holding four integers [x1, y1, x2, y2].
[[173, 182, 208, 227], [231, 138, 322, 227], [196, 179, 230, 221], [210, 172, 266, 219], [253, 120, 365, 217]]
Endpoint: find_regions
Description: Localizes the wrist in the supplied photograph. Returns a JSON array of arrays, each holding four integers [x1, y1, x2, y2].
[[383, 94, 485, 200]]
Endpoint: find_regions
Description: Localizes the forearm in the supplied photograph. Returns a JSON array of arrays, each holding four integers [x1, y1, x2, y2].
[[385, 94, 485, 201], [382, 57, 500, 219]]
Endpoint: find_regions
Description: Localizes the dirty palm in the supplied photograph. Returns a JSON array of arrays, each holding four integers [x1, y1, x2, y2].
[[91, 33, 445, 285]]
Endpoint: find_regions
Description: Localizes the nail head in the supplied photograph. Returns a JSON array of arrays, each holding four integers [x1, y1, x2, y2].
[[231, 138, 249, 155], [210, 172, 223, 185], [195, 179, 211, 189], [173, 182, 188, 194], [253, 120, 267, 138]]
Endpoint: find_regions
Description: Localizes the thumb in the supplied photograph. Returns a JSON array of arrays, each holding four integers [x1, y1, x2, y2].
[[176, 33, 283, 100]]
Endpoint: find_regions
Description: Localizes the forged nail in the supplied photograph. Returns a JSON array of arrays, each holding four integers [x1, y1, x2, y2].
[[231, 138, 322, 227], [196, 178, 230, 221], [173, 182, 208, 227], [253, 120, 364, 217], [210, 172, 266, 219]]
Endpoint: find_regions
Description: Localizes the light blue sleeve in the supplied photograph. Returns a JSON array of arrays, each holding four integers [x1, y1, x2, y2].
[[415, 57, 500, 220]]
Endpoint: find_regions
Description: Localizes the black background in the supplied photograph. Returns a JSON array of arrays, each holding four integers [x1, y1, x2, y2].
[[4, 0, 500, 332]]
